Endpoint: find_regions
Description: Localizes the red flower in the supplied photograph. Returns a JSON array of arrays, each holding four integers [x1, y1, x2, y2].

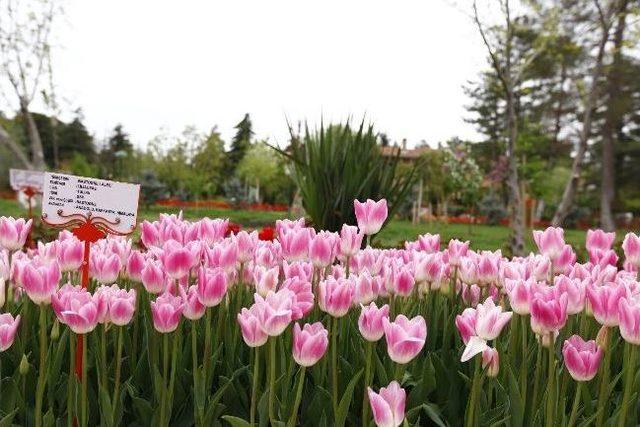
[[259, 226, 275, 241], [225, 222, 241, 237]]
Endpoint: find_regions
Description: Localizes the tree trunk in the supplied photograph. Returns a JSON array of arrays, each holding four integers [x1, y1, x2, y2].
[[0, 124, 33, 169], [552, 3, 614, 226], [600, 0, 628, 232], [20, 99, 47, 171], [506, 87, 525, 256]]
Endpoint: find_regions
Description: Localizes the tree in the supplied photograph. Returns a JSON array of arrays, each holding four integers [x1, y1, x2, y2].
[[227, 113, 253, 172], [0, 0, 61, 170], [599, 0, 630, 231], [100, 124, 134, 179], [236, 141, 288, 203], [471, 0, 553, 256], [552, 0, 623, 226]]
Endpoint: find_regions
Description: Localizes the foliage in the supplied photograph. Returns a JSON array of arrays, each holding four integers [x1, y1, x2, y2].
[[68, 153, 99, 178], [477, 192, 507, 225], [274, 119, 420, 232], [227, 113, 254, 173], [236, 142, 295, 205]]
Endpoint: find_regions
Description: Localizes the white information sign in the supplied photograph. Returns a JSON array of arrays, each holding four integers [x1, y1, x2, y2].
[[42, 172, 140, 234], [9, 169, 44, 191]]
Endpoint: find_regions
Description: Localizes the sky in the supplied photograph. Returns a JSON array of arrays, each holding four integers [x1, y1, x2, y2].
[[42, 0, 488, 149]]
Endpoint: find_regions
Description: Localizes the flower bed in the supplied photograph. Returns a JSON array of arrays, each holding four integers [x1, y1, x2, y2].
[[1, 200, 640, 426], [156, 198, 289, 212]]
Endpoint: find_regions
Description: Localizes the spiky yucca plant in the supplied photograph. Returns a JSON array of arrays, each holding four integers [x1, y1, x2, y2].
[[273, 119, 420, 233]]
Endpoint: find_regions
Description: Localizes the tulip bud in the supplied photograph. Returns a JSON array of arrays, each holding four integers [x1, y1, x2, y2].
[[19, 354, 29, 375], [50, 320, 60, 341], [596, 325, 609, 348], [482, 348, 500, 378]]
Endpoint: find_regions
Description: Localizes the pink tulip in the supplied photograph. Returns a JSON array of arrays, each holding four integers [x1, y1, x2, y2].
[[382, 314, 427, 364], [482, 347, 500, 377], [22, 261, 61, 305], [141, 259, 166, 294], [622, 233, 640, 268], [477, 250, 501, 286], [254, 289, 294, 336], [458, 257, 478, 285], [282, 261, 313, 282], [179, 285, 206, 321], [459, 298, 512, 362], [253, 265, 279, 297], [530, 287, 568, 335], [367, 381, 406, 427], [140, 221, 161, 248], [237, 305, 268, 347], [57, 237, 83, 273], [354, 199, 388, 236], [533, 227, 565, 261], [90, 252, 121, 285], [589, 249, 618, 267], [562, 335, 603, 381], [234, 231, 258, 263], [309, 231, 338, 268], [0, 217, 32, 251], [292, 322, 329, 367], [150, 293, 184, 333], [318, 276, 354, 318], [254, 241, 281, 268], [162, 242, 195, 280], [586, 229, 615, 253], [281, 277, 314, 320], [417, 233, 440, 253], [456, 307, 479, 346], [390, 265, 415, 297], [359, 302, 390, 342], [552, 244, 576, 275], [354, 271, 382, 305], [197, 218, 228, 245], [108, 286, 137, 326], [196, 267, 227, 307], [0, 250, 9, 281], [447, 239, 470, 267], [504, 278, 535, 315], [0, 313, 20, 351], [461, 284, 481, 307], [586, 283, 626, 327], [339, 225, 363, 258], [279, 227, 312, 262], [126, 250, 145, 281], [36, 241, 59, 263], [52, 286, 99, 334], [618, 298, 640, 345], [0, 279, 5, 308], [554, 275, 585, 315], [275, 218, 305, 237]]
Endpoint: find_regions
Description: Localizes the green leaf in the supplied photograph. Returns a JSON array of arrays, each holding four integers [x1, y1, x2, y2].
[[222, 415, 252, 427], [507, 364, 524, 427], [0, 409, 18, 427], [335, 369, 363, 427], [99, 388, 114, 427]]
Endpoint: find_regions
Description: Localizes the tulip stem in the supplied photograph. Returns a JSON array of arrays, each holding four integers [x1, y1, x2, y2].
[[167, 328, 179, 424], [160, 333, 169, 427], [596, 336, 612, 427], [288, 366, 306, 427], [331, 316, 339, 422], [618, 343, 637, 427], [192, 323, 204, 427], [519, 315, 528, 405], [545, 335, 556, 427], [67, 332, 75, 427], [268, 337, 277, 424], [112, 326, 124, 422], [251, 346, 260, 427], [100, 324, 107, 392], [35, 304, 47, 427], [465, 357, 481, 427], [362, 341, 373, 424], [81, 334, 88, 427], [531, 342, 543, 412], [203, 308, 213, 386], [568, 382, 582, 427]]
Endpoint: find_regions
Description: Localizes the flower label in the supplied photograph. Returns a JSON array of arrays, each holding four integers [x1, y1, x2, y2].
[[9, 168, 44, 191], [42, 172, 140, 234]]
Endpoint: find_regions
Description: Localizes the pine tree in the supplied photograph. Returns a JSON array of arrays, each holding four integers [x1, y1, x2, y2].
[[227, 113, 254, 172]]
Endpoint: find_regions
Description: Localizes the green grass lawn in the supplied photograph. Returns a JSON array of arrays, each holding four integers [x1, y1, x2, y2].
[[0, 198, 587, 252]]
